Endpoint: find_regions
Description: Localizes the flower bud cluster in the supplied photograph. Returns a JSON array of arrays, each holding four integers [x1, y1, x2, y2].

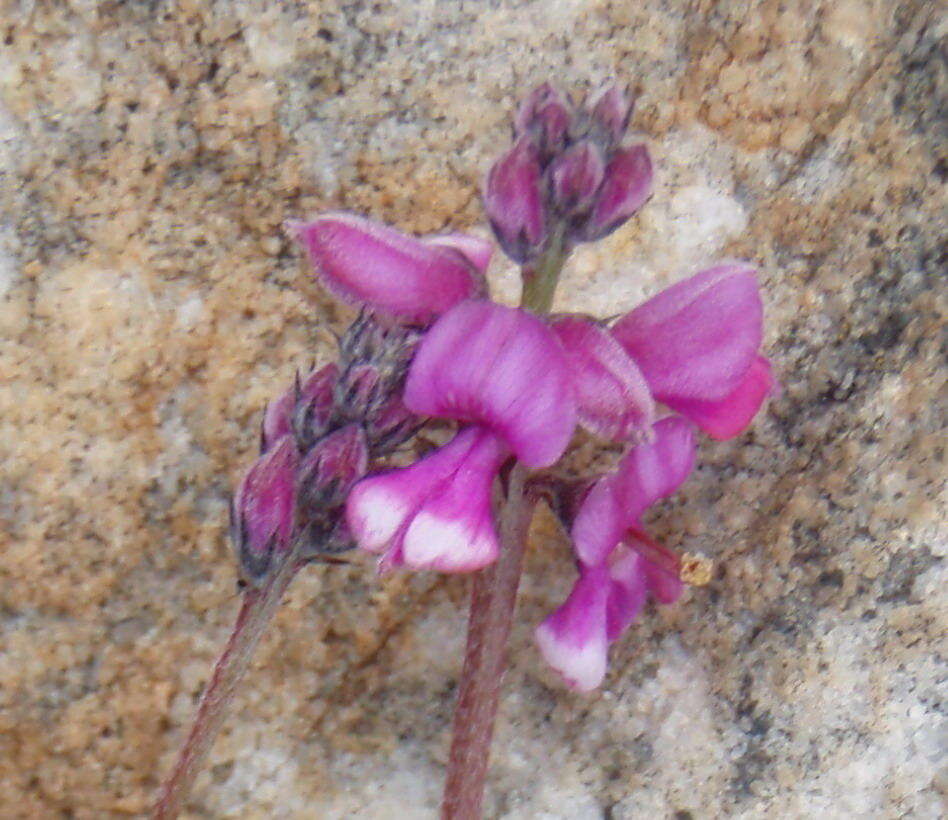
[[230, 316, 419, 586], [484, 83, 653, 263]]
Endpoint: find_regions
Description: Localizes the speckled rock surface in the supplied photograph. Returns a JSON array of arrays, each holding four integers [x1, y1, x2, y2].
[[1, 1, 945, 817]]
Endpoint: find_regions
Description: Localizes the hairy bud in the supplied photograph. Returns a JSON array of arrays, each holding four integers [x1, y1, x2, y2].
[[515, 82, 572, 163], [484, 137, 547, 263], [231, 436, 298, 585]]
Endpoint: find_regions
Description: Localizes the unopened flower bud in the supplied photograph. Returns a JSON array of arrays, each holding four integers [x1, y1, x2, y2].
[[515, 82, 572, 162], [297, 425, 370, 555], [484, 137, 547, 263], [298, 424, 369, 513], [549, 141, 605, 217], [365, 395, 418, 454], [587, 83, 634, 144], [290, 364, 338, 452], [231, 436, 298, 585], [262, 364, 338, 453], [335, 313, 419, 427], [580, 144, 653, 242]]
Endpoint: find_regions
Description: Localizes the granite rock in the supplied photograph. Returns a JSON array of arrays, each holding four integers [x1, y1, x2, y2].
[[0, 1, 944, 817]]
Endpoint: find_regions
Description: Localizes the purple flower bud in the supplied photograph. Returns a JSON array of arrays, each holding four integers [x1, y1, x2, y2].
[[347, 427, 507, 573], [262, 364, 338, 453], [549, 314, 654, 441], [231, 435, 298, 585], [261, 388, 296, 454], [404, 300, 576, 468], [548, 141, 606, 216], [291, 364, 339, 451], [581, 144, 653, 241], [587, 83, 634, 143], [298, 424, 369, 513], [483, 137, 547, 263], [290, 213, 486, 324], [515, 82, 572, 162], [364, 395, 418, 454]]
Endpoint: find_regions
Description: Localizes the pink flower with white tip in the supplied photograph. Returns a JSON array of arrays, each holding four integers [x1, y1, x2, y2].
[[347, 299, 577, 572], [536, 417, 696, 692], [282, 84, 775, 689]]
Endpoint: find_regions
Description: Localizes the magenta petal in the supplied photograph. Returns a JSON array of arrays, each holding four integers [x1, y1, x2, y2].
[[404, 300, 577, 468], [572, 416, 695, 566], [483, 137, 546, 263], [612, 263, 763, 403], [231, 435, 298, 582], [346, 427, 507, 573], [290, 213, 480, 323], [582, 144, 652, 240], [535, 565, 610, 692], [550, 314, 655, 441], [605, 548, 648, 641], [424, 233, 493, 277], [664, 355, 774, 440]]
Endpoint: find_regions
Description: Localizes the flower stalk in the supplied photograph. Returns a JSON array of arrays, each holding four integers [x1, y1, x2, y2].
[[441, 243, 569, 818], [152, 544, 301, 819], [442, 465, 534, 820], [520, 224, 568, 314]]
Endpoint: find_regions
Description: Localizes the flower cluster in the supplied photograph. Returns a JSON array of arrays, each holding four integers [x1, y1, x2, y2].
[[232, 83, 774, 691]]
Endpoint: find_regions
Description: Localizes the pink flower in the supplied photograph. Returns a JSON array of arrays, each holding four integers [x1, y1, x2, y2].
[[290, 213, 491, 324], [404, 300, 576, 468], [346, 427, 507, 572], [536, 417, 695, 691], [611, 263, 776, 440], [348, 299, 578, 571]]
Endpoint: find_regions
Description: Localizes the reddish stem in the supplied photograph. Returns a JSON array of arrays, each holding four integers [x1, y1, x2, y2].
[[442, 464, 535, 819], [152, 558, 299, 819]]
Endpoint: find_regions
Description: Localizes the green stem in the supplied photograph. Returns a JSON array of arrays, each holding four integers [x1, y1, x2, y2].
[[152, 553, 300, 819], [520, 226, 569, 314]]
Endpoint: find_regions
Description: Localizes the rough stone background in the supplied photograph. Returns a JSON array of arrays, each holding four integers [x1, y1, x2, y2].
[[0, 0, 945, 817]]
